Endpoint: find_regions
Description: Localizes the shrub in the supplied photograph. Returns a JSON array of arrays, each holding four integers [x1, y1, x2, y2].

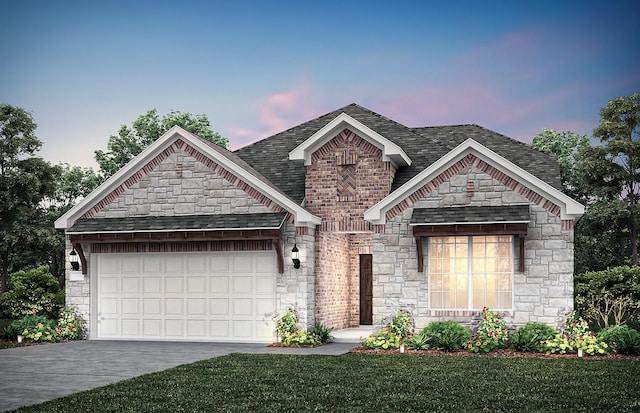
[[467, 307, 509, 353], [511, 322, 558, 352], [0, 266, 64, 318], [415, 321, 471, 352], [406, 329, 430, 350], [575, 266, 640, 328], [0, 319, 21, 340], [361, 310, 414, 350], [597, 325, 640, 355], [309, 322, 334, 344], [12, 315, 58, 343]]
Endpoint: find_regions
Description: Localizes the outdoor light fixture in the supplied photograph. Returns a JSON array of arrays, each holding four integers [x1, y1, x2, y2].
[[69, 249, 80, 271], [291, 244, 300, 269]]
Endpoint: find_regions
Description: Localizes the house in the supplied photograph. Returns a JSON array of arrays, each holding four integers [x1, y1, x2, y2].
[[55, 103, 584, 342]]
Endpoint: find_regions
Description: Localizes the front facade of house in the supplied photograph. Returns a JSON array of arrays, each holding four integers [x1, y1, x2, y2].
[[55, 104, 584, 341]]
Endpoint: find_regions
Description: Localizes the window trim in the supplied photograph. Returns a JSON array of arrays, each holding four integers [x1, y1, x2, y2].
[[413, 223, 527, 272], [426, 235, 515, 310]]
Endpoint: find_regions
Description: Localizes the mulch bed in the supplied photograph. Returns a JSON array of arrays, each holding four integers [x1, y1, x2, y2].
[[349, 346, 640, 360]]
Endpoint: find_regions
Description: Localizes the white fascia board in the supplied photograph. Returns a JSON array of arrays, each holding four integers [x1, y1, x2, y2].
[[364, 138, 585, 224], [55, 126, 321, 229], [288, 112, 411, 167]]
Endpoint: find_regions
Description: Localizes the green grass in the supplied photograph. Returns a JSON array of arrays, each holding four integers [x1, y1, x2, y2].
[[11, 354, 640, 412]]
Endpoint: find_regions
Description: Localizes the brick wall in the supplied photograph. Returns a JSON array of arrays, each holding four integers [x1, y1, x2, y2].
[[306, 128, 391, 328]]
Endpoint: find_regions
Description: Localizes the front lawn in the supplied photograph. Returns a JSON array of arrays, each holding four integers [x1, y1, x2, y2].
[[11, 353, 640, 412]]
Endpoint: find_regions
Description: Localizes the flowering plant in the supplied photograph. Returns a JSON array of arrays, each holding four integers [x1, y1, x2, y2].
[[466, 307, 509, 353], [361, 310, 414, 349], [542, 311, 610, 355], [273, 308, 320, 346], [56, 308, 83, 340]]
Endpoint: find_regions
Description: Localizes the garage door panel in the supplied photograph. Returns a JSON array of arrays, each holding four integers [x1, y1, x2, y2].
[[187, 298, 206, 315], [187, 320, 206, 337], [165, 256, 184, 274], [210, 320, 229, 337], [187, 256, 207, 274], [122, 298, 139, 315], [165, 298, 183, 315], [165, 277, 183, 293], [232, 299, 252, 316], [143, 319, 161, 336], [121, 256, 140, 274], [121, 319, 140, 336], [143, 277, 161, 293], [210, 276, 229, 294], [210, 298, 229, 315], [100, 277, 119, 294], [165, 320, 183, 336], [143, 298, 162, 315], [122, 277, 140, 294], [233, 277, 253, 295], [99, 319, 119, 337], [231, 255, 253, 273], [187, 277, 206, 294], [96, 252, 276, 341]]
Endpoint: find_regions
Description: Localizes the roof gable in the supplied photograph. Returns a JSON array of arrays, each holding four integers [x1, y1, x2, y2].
[[364, 138, 584, 224], [288, 112, 411, 167], [55, 126, 321, 230]]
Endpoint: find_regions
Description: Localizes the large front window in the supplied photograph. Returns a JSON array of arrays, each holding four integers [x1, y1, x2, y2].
[[429, 235, 513, 309]]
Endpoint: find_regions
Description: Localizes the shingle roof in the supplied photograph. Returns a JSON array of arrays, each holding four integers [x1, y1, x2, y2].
[[410, 205, 531, 225], [234, 104, 562, 201], [67, 213, 287, 233]]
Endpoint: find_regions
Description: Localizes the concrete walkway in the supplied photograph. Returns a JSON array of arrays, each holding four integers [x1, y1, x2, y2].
[[0, 340, 357, 412]]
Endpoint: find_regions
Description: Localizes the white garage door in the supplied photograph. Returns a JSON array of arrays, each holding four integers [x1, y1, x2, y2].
[[94, 251, 277, 342]]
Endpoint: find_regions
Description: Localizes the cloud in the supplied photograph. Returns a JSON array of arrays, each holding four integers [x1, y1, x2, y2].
[[226, 84, 323, 149]]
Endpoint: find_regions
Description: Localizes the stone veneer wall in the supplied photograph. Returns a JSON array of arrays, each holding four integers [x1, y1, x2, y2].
[[91, 150, 272, 218], [373, 164, 575, 329]]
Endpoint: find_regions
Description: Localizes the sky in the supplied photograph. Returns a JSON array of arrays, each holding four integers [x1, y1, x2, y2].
[[1, 0, 639, 169]]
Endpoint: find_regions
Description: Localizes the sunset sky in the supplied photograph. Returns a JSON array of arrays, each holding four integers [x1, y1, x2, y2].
[[2, 0, 638, 168]]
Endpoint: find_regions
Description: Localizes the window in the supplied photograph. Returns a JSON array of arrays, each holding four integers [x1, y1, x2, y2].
[[429, 235, 513, 310]]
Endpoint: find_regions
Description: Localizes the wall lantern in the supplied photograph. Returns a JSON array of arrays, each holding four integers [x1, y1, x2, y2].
[[291, 244, 300, 269], [69, 249, 80, 271]]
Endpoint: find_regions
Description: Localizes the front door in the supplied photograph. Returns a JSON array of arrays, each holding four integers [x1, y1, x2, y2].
[[359, 254, 373, 325]]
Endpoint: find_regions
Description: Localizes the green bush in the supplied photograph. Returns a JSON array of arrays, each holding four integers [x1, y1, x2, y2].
[[361, 310, 414, 350], [597, 325, 640, 355], [12, 315, 57, 342], [415, 321, 471, 352], [0, 318, 21, 340], [511, 322, 558, 352], [467, 307, 509, 353], [56, 308, 84, 340], [406, 329, 430, 350], [309, 322, 334, 344], [0, 266, 65, 318], [575, 266, 640, 329]]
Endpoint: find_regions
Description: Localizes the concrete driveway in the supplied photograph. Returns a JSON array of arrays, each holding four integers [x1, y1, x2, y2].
[[0, 340, 356, 411]]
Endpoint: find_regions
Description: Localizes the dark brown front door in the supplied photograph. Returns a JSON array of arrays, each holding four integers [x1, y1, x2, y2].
[[359, 254, 373, 325]]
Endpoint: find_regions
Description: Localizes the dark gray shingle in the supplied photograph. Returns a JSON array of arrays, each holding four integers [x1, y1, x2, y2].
[[68, 213, 287, 233], [410, 205, 531, 225]]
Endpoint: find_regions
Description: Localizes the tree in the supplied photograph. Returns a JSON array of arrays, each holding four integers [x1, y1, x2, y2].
[[94, 109, 227, 179], [0, 104, 61, 292], [578, 93, 640, 265], [531, 128, 591, 204]]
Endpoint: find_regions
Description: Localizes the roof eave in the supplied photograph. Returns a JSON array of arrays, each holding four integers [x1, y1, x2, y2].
[[288, 112, 411, 167], [365, 138, 585, 225]]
